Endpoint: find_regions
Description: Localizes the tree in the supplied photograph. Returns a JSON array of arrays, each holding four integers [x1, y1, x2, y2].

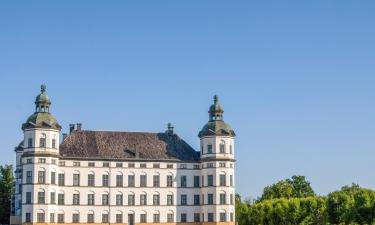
[[0, 165, 14, 224], [288, 175, 315, 198]]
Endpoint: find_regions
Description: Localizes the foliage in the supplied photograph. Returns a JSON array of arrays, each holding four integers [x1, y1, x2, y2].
[[0, 165, 15, 224]]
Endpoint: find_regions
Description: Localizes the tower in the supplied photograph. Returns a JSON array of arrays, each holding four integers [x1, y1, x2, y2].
[[199, 95, 236, 224]]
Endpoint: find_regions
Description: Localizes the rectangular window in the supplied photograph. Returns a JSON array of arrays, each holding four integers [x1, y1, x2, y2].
[[140, 214, 147, 223], [51, 159, 56, 164], [128, 163, 135, 168], [38, 158, 46, 163], [88, 174, 95, 186], [26, 158, 32, 164], [194, 213, 200, 222], [220, 212, 226, 222], [73, 193, 80, 205], [230, 212, 234, 222], [88, 194, 95, 205], [167, 213, 173, 223], [230, 194, 234, 205], [181, 194, 187, 205], [181, 213, 187, 223], [102, 162, 110, 167], [140, 194, 147, 205], [153, 175, 160, 187], [194, 176, 200, 187], [153, 214, 160, 223], [88, 162, 95, 167], [116, 162, 123, 167], [116, 194, 123, 206], [181, 176, 187, 187], [180, 163, 187, 169], [87, 214, 94, 223], [50, 192, 55, 204], [140, 163, 147, 168], [220, 193, 226, 204], [208, 213, 214, 222], [102, 174, 109, 186], [73, 174, 80, 186], [208, 175, 214, 186], [50, 213, 55, 223], [207, 144, 212, 154], [116, 214, 123, 223], [58, 193, 64, 205], [167, 194, 173, 205], [202, 194, 205, 204], [207, 163, 214, 168], [230, 144, 233, 154], [72, 213, 79, 223], [153, 163, 160, 168], [38, 171, 45, 184], [220, 174, 226, 186], [219, 162, 226, 167], [57, 214, 64, 223], [128, 175, 135, 187], [194, 164, 200, 169], [208, 194, 214, 205], [37, 213, 45, 223], [51, 172, 56, 185], [140, 175, 147, 187], [128, 194, 135, 206], [59, 161, 65, 166], [230, 175, 233, 186], [102, 214, 109, 223], [38, 191, 45, 204], [102, 194, 109, 205], [167, 175, 173, 187], [52, 139, 56, 148], [167, 164, 173, 168], [153, 194, 160, 205], [220, 143, 225, 153], [25, 213, 31, 223], [58, 173, 65, 186], [116, 174, 123, 187], [194, 194, 200, 205], [39, 137, 46, 148], [28, 138, 33, 148], [26, 192, 31, 204]]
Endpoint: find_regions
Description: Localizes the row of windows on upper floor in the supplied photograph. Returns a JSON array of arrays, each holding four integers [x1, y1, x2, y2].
[[26, 137, 57, 149], [26, 211, 234, 224], [201, 142, 234, 155], [23, 171, 234, 188], [25, 191, 235, 207]]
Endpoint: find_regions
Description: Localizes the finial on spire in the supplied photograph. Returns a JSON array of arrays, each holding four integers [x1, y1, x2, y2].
[[167, 123, 174, 135], [214, 95, 218, 104], [41, 84, 46, 93]]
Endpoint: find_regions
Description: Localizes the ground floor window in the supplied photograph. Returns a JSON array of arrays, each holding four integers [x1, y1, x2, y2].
[[208, 213, 214, 222], [37, 213, 45, 223], [220, 212, 226, 222], [140, 213, 147, 223]]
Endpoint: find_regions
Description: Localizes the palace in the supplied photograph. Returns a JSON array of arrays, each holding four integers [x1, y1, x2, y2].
[[12, 85, 236, 225]]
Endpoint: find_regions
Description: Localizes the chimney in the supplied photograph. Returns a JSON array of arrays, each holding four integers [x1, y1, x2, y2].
[[62, 133, 67, 140], [69, 124, 75, 134], [167, 123, 174, 135], [76, 123, 82, 131]]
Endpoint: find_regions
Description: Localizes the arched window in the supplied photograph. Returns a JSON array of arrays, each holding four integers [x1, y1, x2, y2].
[[87, 210, 94, 223], [101, 210, 109, 223], [167, 210, 174, 223], [72, 210, 80, 223], [140, 210, 147, 223], [115, 211, 123, 223], [153, 210, 160, 223]]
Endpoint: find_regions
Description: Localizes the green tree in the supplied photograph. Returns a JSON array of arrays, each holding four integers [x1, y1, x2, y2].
[[0, 165, 15, 224], [288, 175, 315, 198]]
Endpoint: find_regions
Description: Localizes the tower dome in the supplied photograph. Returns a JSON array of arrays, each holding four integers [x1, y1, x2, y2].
[[198, 95, 235, 138], [22, 85, 61, 130]]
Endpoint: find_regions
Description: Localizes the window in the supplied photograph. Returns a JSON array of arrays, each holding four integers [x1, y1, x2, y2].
[[219, 162, 226, 167], [38, 158, 46, 163], [88, 194, 95, 205], [153, 194, 160, 205], [230, 144, 233, 154], [167, 194, 173, 205], [102, 174, 109, 186], [220, 193, 226, 204], [26, 158, 32, 164], [180, 164, 187, 169], [102, 213, 109, 223], [194, 164, 200, 169], [208, 175, 214, 186], [139, 163, 146, 168], [128, 175, 135, 187], [167, 164, 173, 168], [140, 194, 147, 205], [102, 162, 110, 167], [102, 194, 109, 205], [208, 213, 214, 222], [220, 174, 226, 186], [194, 194, 200, 205], [26, 192, 31, 204], [140, 213, 147, 223], [202, 176, 204, 187], [88, 162, 95, 167], [116, 214, 122, 223], [207, 163, 214, 168], [88, 174, 95, 186], [28, 138, 33, 148], [220, 143, 225, 153], [181, 213, 187, 223], [38, 171, 45, 184], [57, 214, 64, 223], [38, 191, 45, 204], [58, 193, 64, 205], [194, 176, 200, 187], [181, 176, 187, 187], [26, 171, 33, 184], [140, 175, 147, 187], [73, 193, 80, 205], [116, 162, 123, 167], [167, 175, 173, 187], [181, 194, 187, 205], [230, 175, 233, 186], [39, 137, 46, 147], [208, 194, 214, 205], [116, 174, 123, 187], [25, 213, 31, 223], [230, 212, 234, 222], [37, 212, 45, 223], [128, 194, 135, 206], [52, 139, 56, 148], [116, 194, 123, 206], [207, 144, 212, 154], [87, 213, 94, 223], [72, 213, 79, 223], [73, 161, 80, 167], [73, 174, 80, 186], [50, 192, 55, 204], [51, 172, 56, 184], [153, 163, 160, 168], [153, 175, 160, 187], [194, 213, 200, 222], [58, 173, 65, 186], [128, 163, 135, 168], [59, 161, 65, 166], [230, 194, 234, 205], [51, 159, 56, 164], [50, 213, 55, 223], [167, 213, 173, 223], [220, 212, 226, 222], [153, 213, 160, 223]]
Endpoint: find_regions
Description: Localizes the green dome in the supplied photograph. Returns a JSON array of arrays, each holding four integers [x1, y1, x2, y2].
[[22, 112, 61, 130], [35, 84, 51, 104], [198, 120, 235, 138]]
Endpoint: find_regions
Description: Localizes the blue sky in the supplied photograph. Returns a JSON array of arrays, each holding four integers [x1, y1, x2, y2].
[[1, 1, 375, 198]]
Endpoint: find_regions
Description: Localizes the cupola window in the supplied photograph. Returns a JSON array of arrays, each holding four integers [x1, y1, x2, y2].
[[220, 141, 225, 153], [207, 144, 213, 154], [39, 135, 46, 148], [28, 138, 33, 148]]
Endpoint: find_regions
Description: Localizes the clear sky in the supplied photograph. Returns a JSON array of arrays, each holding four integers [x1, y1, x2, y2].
[[0, 1, 375, 198]]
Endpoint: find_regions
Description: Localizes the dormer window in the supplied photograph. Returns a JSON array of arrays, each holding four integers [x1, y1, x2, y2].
[[207, 144, 213, 154]]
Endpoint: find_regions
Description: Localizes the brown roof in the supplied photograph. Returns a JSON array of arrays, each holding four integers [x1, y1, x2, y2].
[[59, 130, 199, 161]]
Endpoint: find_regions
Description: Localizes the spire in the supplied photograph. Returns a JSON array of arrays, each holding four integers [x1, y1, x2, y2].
[[35, 84, 51, 113], [209, 95, 224, 121]]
